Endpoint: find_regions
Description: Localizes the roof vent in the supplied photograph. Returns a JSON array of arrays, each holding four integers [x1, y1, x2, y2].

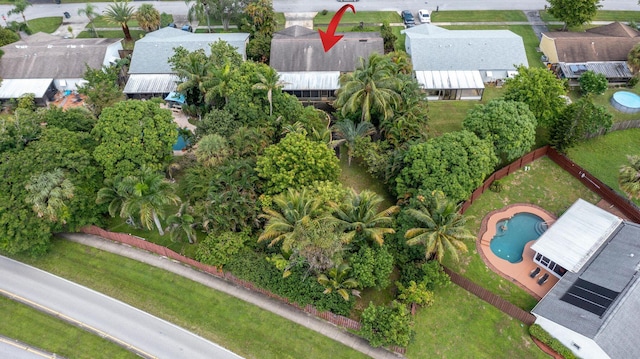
[[359, 39, 367, 42]]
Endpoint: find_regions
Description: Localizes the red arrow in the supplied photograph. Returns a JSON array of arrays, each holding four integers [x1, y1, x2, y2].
[[318, 5, 356, 52]]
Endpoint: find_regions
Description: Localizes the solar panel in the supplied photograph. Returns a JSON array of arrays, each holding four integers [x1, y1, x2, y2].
[[560, 278, 620, 317]]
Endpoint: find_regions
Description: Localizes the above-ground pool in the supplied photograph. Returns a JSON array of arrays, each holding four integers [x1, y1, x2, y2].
[[611, 91, 640, 114], [490, 213, 546, 263]]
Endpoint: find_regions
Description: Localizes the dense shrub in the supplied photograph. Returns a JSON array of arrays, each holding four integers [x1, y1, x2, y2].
[[529, 324, 579, 359], [349, 245, 394, 289], [195, 108, 237, 139], [578, 70, 607, 95], [396, 280, 434, 307], [360, 300, 414, 347], [225, 249, 355, 316], [196, 231, 251, 268], [0, 27, 19, 47]]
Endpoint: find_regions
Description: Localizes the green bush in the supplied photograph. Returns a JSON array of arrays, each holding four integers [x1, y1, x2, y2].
[[490, 179, 503, 193], [360, 300, 414, 347], [196, 231, 250, 268], [529, 324, 579, 359], [349, 245, 394, 289], [225, 249, 355, 316], [578, 71, 608, 95], [0, 27, 19, 47], [628, 76, 639, 88]]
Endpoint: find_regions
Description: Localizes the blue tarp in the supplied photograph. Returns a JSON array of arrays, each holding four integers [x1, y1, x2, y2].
[[165, 91, 186, 104]]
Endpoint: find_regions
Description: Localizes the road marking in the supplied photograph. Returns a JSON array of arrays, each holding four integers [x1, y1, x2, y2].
[[0, 288, 158, 359]]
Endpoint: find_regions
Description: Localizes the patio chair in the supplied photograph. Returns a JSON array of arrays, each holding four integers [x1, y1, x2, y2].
[[529, 267, 541, 278], [537, 273, 549, 285]]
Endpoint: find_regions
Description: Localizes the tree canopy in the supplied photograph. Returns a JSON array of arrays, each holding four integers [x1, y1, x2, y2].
[[395, 131, 497, 202], [256, 132, 340, 194], [547, 0, 602, 30], [550, 96, 613, 152], [579, 70, 608, 95], [462, 99, 537, 164], [503, 65, 567, 128], [92, 100, 177, 179]]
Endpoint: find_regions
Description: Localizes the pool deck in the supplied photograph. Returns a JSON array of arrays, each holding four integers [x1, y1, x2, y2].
[[477, 204, 558, 300]]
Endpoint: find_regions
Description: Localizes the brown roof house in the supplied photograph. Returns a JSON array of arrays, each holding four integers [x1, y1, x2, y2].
[[540, 22, 639, 83], [269, 26, 384, 101], [0, 33, 122, 104]]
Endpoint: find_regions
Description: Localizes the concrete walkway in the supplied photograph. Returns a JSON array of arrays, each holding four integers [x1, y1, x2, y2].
[[58, 233, 403, 359]]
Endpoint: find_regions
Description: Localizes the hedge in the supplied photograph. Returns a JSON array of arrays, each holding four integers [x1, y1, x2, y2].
[[529, 324, 579, 359]]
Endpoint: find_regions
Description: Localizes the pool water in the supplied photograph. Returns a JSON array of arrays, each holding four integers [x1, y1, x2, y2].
[[611, 91, 640, 114], [173, 135, 188, 151], [490, 213, 546, 263]]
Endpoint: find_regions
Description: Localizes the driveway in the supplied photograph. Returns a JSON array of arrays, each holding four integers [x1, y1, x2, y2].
[[0, 256, 243, 359]]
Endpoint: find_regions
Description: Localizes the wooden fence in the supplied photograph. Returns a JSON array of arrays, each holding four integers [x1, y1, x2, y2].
[[460, 146, 640, 223], [443, 268, 536, 325], [585, 120, 640, 139]]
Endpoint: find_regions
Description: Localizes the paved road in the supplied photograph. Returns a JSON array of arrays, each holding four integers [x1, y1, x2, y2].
[[0, 255, 243, 359], [0, 0, 636, 24], [0, 335, 60, 359]]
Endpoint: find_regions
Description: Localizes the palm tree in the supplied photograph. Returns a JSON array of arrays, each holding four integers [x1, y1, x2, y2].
[[77, 3, 100, 38], [136, 3, 161, 32], [103, 0, 136, 41], [332, 119, 376, 166], [258, 188, 322, 252], [166, 203, 196, 243], [195, 134, 231, 167], [619, 155, 640, 200], [8, 0, 31, 23], [204, 62, 234, 106], [24, 168, 75, 224], [96, 176, 136, 225], [185, 0, 212, 33], [317, 263, 360, 301], [175, 50, 209, 106], [252, 67, 288, 117], [334, 53, 402, 123], [120, 168, 181, 236], [330, 189, 399, 247], [404, 191, 475, 263]]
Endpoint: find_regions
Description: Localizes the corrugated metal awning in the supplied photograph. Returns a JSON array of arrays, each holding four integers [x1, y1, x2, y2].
[[278, 71, 340, 90], [414, 70, 484, 90], [124, 74, 179, 94], [0, 78, 53, 99], [559, 62, 632, 79], [531, 199, 623, 273]]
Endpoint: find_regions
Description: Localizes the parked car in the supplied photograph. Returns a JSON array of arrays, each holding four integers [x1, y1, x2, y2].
[[418, 9, 431, 23], [401, 10, 415, 27]]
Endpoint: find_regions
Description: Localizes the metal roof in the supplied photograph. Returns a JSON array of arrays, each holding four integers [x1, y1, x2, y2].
[[123, 74, 179, 94], [531, 199, 623, 273], [414, 70, 484, 90], [558, 61, 633, 79], [0, 78, 53, 99], [402, 24, 528, 72], [128, 27, 249, 74], [278, 71, 340, 90]]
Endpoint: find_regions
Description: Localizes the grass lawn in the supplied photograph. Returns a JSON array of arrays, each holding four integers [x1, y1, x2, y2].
[[314, 11, 401, 26], [76, 29, 145, 40], [432, 10, 528, 22], [0, 296, 136, 359], [92, 16, 140, 29], [443, 25, 545, 69], [338, 150, 395, 208], [27, 17, 62, 34], [427, 86, 505, 136], [568, 86, 640, 123], [540, 10, 640, 23], [566, 129, 640, 205], [14, 239, 369, 359], [392, 26, 405, 50], [407, 284, 547, 359], [447, 156, 600, 310]]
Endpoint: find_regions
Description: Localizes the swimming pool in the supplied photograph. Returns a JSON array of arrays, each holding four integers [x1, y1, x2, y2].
[[490, 213, 545, 264], [173, 135, 188, 151], [611, 91, 640, 114]]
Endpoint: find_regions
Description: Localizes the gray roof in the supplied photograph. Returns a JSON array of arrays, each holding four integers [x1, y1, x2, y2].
[[0, 33, 121, 79], [123, 74, 179, 94], [558, 61, 633, 80], [128, 27, 249, 74], [532, 211, 640, 358], [269, 26, 384, 72], [402, 24, 528, 72]]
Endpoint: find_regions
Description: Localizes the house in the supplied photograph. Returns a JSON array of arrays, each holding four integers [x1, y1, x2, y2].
[[124, 27, 249, 99], [402, 24, 528, 100], [531, 199, 640, 359], [269, 26, 384, 101], [540, 22, 639, 85], [0, 33, 122, 104]]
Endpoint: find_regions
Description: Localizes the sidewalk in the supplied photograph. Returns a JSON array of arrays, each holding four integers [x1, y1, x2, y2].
[[58, 233, 403, 359]]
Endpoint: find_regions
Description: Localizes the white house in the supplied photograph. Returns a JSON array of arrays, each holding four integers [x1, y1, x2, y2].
[[124, 27, 249, 99], [402, 24, 528, 100], [531, 199, 640, 359]]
